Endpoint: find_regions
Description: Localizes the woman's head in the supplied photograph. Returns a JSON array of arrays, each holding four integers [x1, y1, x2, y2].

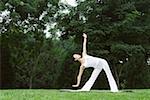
[[73, 54, 81, 61]]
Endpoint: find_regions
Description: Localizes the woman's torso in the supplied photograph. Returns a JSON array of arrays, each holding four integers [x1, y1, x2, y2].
[[82, 55, 107, 69]]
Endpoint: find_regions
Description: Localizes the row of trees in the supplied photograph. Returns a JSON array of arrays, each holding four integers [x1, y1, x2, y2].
[[1, 0, 150, 89]]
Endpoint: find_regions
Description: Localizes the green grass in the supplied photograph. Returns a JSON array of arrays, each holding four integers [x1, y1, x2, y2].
[[0, 89, 150, 100]]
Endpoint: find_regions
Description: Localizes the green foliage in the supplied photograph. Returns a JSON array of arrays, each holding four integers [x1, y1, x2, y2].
[[1, 0, 150, 89], [56, 0, 150, 89], [0, 1, 5, 11]]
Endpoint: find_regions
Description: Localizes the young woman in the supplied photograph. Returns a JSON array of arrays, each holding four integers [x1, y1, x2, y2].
[[72, 33, 118, 92]]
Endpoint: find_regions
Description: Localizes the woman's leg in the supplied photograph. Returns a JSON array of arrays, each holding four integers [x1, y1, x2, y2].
[[81, 68, 102, 91], [103, 63, 118, 92]]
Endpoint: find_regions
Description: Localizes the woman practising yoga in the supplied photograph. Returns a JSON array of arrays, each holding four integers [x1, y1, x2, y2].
[[72, 33, 118, 92]]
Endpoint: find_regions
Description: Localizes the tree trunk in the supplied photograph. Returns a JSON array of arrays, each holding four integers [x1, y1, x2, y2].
[[29, 76, 33, 89]]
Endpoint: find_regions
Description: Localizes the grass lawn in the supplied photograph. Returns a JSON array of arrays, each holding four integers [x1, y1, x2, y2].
[[0, 89, 150, 100]]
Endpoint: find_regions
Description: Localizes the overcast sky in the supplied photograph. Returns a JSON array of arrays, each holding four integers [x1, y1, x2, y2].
[[61, 0, 78, 7]]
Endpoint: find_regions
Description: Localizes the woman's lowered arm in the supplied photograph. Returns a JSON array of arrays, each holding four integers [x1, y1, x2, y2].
[[72, 65, 85, 87]]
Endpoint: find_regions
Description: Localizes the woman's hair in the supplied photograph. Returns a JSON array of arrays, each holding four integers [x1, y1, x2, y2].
[[73, 53, 81, 61]]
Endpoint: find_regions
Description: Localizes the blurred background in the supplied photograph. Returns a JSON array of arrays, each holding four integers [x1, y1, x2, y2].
[[0, 0, 150, 89]]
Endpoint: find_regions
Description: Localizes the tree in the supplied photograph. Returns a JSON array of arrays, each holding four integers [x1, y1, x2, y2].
[[0, 0, 61, 88], [56, 0, 150, 89]]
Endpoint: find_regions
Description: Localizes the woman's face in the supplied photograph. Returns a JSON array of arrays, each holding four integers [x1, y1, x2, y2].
[[73, 54, 81, 61]]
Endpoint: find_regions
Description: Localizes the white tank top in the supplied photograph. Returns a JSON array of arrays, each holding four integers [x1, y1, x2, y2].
[[83, 55, 105, 68]]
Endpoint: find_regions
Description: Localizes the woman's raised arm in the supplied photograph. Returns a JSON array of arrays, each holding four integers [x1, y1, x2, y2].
[[82, 33, 87, 56]]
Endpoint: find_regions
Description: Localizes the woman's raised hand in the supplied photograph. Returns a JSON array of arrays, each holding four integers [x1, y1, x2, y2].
[[83, 33, 87, 38]]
